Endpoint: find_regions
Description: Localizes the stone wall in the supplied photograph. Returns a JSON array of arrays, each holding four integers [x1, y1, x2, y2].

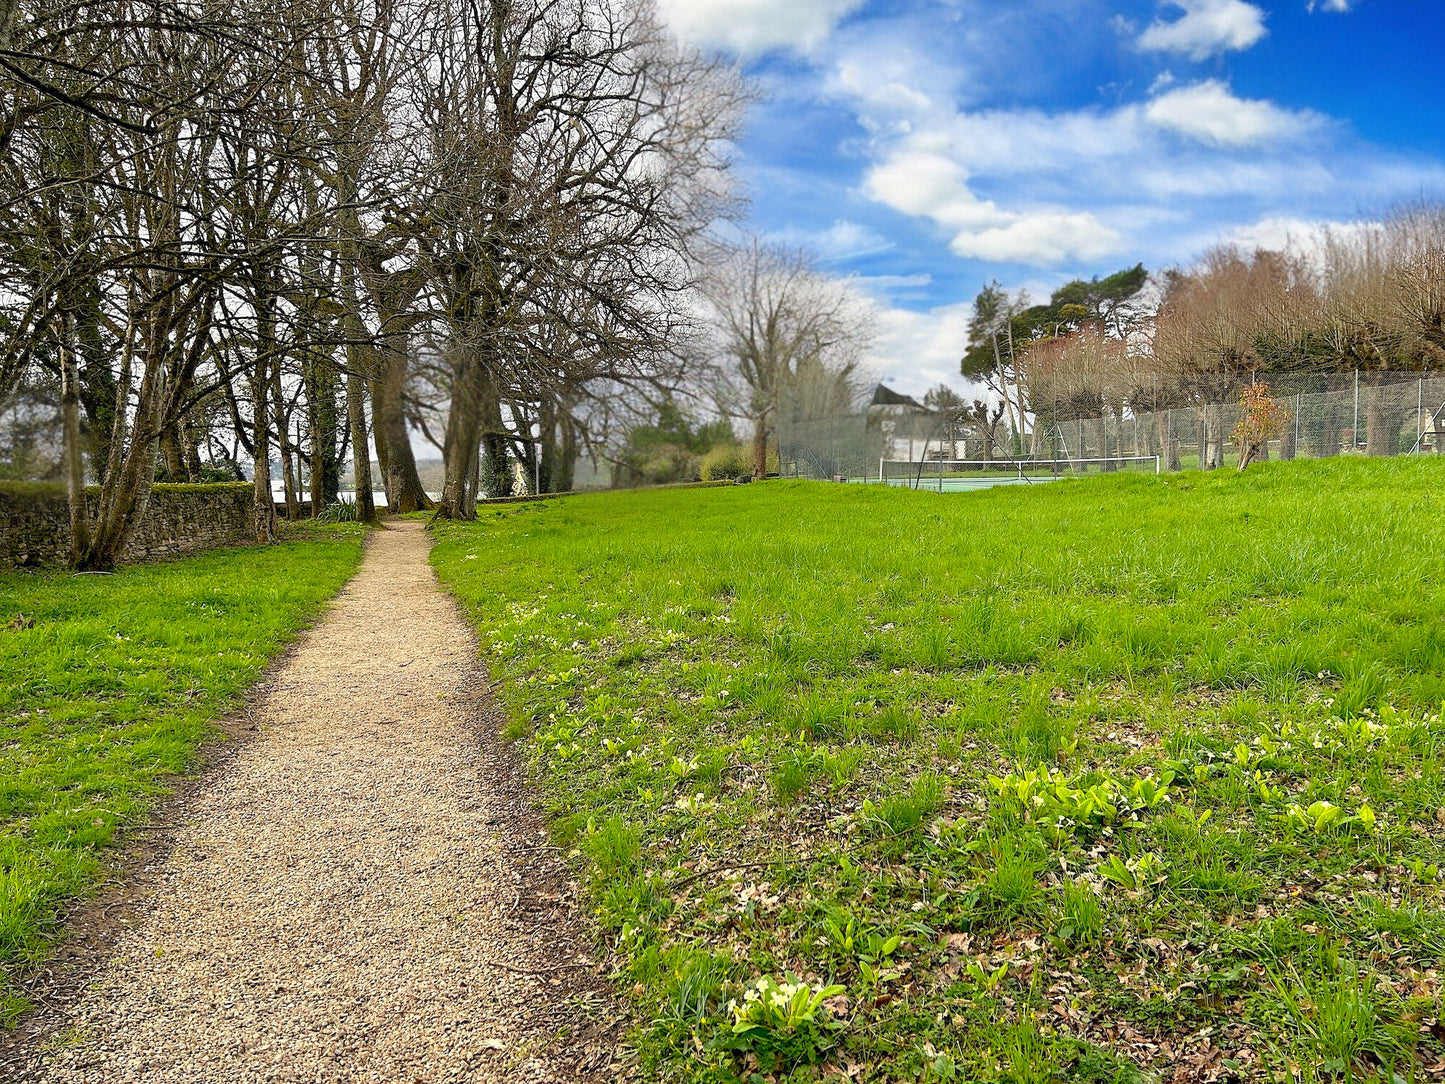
[[0, 483, 254, 568]]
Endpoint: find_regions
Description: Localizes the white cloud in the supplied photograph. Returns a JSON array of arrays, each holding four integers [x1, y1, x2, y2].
[[749, 0, 1445, 300], [860, 272, 933, 292], [833, 61, 934, 119], [863, 148, 1123, 266], [768, 219, 896, 261], [1307, 0, 1353, 11], [1218, 215, 1332, 252], [1138, 0, 1267, 60], [824, 28, 953, 121], [1216, 215, 1375, 263], [1132, 158, 1334, 199], [655, 0, 864, 55], [838, 63, 1444, 271], [951, 213, 1124, 264], [1145, 80, 1321, 147], [866, 301, 986, 401], [940, 106, 1149, 175]]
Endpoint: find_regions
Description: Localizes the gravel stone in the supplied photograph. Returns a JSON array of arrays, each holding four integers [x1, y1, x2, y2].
[[11, 521, 627, 1083]]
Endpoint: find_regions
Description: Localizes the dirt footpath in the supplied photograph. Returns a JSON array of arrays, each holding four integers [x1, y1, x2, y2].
[[11, 520, 626, 1083]]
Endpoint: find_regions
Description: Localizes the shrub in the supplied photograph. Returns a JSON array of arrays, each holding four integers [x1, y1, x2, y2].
[[700, 443, 781, 480], [1232, 382, 1291, 471], [700, 444, 750, 481], [614, 443, 700, 486]]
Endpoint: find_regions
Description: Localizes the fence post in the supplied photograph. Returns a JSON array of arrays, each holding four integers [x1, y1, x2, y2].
[[1295, 393, 1301, 456], [878, 457, 884, 484], [1155, 454, 1160, 475], [1419, 377, 1424, 454], [1353, 369, 1359, 450]]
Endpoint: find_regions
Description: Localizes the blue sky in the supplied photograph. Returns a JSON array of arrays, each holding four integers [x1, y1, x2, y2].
[[656, 0, 1445, 397]]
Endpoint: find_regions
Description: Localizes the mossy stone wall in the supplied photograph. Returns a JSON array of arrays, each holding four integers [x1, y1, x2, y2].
[[0, 483, 254, 568]]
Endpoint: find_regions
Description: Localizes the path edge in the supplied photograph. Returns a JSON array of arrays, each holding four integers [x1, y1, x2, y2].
[[419, 523, 640, 1082], [0, 525, 380, 1066]]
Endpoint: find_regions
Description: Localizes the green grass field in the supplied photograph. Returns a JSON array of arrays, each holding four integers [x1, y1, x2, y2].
[[433, 458, 1445, 1083], [0, 524, 364, 1024]]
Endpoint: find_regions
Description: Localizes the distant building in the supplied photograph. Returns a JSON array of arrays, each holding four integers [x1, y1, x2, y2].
[[867, 384, 937, 461]]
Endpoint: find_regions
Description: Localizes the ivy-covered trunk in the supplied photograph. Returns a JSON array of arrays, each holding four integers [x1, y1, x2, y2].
[[304, 352, 342, 511], [250, 271, 278, 545]]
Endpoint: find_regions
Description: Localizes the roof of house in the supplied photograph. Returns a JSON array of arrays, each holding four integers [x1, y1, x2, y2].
[[869, 384, 925, 410]]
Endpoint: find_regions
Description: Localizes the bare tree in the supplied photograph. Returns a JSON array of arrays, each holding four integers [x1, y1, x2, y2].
[[701, 241, 873, 480], [410, 0, 740, 519], [2, 0, 747, 539], [0, 0, 276, 564]]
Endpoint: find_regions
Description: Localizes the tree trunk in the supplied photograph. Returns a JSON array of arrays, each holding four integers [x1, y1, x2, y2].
[[337, 244, 380, 523], [80, 311, 169, 570], [555, 420, 579, 493], [59, 310, 92, 564], [538, 397, 558, 495], [1203, 405, 1222, 469], [184, 418, 202, 477], [269, 362, 297, 518], [251, 281, 278, 543], [468, 436, 483, 508], [751, 413, 769, 479], [436, 338, 485, 520], [346, 362, 378, 524], [1305, 401, 1342, 458], [159, 423, 187, 482], [438, 419, 477, 519], [370, 372, 393, 507], [305, 352, 341, 510], [373, 337, 430, 511], [0, 0, 20, 54], [1155, 410, 1181, 471], [75, 279, 117, 482], [282, 445, 299, 519], [538, 394, 579, 494], [1364, 376, 1408, 457], [481, 432, 510, 499], [251, 352, 276, 543]]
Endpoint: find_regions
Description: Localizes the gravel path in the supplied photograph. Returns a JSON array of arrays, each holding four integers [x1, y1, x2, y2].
[[13, 521, 626, 1083]]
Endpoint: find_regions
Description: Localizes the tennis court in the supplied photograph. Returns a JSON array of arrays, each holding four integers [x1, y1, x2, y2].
[[853, 455, 1161, 491]]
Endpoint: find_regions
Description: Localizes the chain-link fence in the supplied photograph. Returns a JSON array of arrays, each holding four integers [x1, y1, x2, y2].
[[776, 372, 1445, 483]]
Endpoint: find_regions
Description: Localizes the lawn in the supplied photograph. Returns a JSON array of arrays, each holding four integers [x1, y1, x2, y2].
[[433, 457, 1445, 1083], [0, 523, 365, 1024]]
